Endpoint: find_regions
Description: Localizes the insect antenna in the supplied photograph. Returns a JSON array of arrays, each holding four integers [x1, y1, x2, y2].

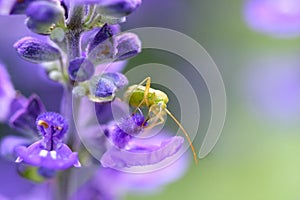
[[165, 108, 198, 164]]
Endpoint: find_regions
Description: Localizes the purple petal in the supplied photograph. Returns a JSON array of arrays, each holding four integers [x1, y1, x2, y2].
[[68, 57, 95, 82], [81, 24, 120, 51], [104, 112, 144, 149], [102, 72, 128, 89], [95, 98, 130, 124], [101, 136, 184, 168], [0, 63, 15, 122], [118, 153, 189, 192], [7, 95, 27, 118], [15, 141, 81, 170], [73, 153, 189, 199], [88, 24, 118, 53]]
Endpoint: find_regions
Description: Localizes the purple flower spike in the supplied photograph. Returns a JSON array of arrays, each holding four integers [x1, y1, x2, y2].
[[15, 112, 81, 170], [115, 33, 141, 61], [0, 63, 15, 122], [68, 57, 95, 82], [14, 37, 61, 63], [101, 136, 184, 168], [9, 95, 46, 133]]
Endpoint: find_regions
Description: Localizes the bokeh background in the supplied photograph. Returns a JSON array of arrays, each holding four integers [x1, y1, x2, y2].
[[1, 0, 300, 200]]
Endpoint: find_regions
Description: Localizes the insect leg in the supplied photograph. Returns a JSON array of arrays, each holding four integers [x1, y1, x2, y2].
[[144, 105, 165, 129], [131, 77, 151, 113], [164, 108, 198, 164]]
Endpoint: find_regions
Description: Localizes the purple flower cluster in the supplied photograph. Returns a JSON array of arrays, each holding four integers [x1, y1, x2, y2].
[[0, 0, 189, 199]]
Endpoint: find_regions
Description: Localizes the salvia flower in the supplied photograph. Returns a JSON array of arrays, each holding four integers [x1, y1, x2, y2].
[[100, 112, 184, 169], [14, 37, 61, 63], [15, 112, 81, 170]]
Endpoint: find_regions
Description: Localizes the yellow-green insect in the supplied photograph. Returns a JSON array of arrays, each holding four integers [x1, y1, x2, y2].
[[124, 77, 198, 164]]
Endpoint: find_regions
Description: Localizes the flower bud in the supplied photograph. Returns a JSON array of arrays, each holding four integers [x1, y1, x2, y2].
[[14, 37, 61, 63], [115, 32, 141, 60], [26, 1, 64, 24], [97, 0, 142, 18], [95, 77, 117, 98], [25, 18, 53, 35], [87, 72, 128, 103]]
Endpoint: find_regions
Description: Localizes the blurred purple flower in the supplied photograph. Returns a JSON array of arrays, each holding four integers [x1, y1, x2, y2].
[[101, 135, 184, 169], [71, 144, 189, 200], [0, 157, 35, 199], [0, 63, 15, 122], [242, 54, 300, 123], [244, 0, 300, 38]]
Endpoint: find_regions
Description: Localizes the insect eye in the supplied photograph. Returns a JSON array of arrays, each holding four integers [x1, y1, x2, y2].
[[38, 120, 49, 129], [56, 126, 62, 131]]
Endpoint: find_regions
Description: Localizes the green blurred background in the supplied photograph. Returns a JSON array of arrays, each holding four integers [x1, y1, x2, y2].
[[124, 0, 300, 200]]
